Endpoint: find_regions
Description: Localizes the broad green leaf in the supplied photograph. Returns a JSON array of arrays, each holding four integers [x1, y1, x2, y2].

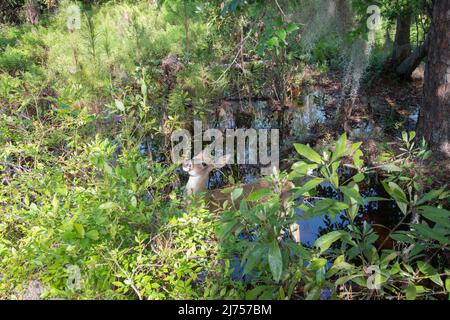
[[353, 172, 365, 183], [268, 239, 283, 282], [279, 287, 286, 300], [330, 161, 340, 188], [353, 149, 364, 169], [413, 224, 450, 244], [231, 187, 243, 202], [348, 142, 362, 155], [335, 274, 364, 287], [74, 223, 85, 239], [303, 199, 349, 217], [245, 287, 264, 300], [417, 262, 443, 287], [340, 185, 365, 205], [417, 261, 437, 276], [291, 178, 324, 197], [291, 161, 318, 175], [130, 196, 137, 208], [382, 181, 408, 214], [402, 131, 408, 143], [417, 189, 444, 205], [276, 29, 286, 41], [267, 36, 280, 48], [247, 188, 272, 202], [99, 202, 118, 210], [418, 206, 450, 228], [410, 243, 426, 257], [115, 99, 125, 112], [86, 230, 99, 240], [314, 230, 344, 254], [305, 286, 321, 300], [331, 133, 347, 162], [380, 163, 403, 172], [405, 284, 416, 300], [243, 245, 265, 275], [430, 274, 444, 287], [52, 196, 59, 213], [309, 258, 327, 270], [390, 231, 415, 244], [218, 221, 237, 241], [294, 143, 322, 163], [286, 22, 299, 33], [327, 255, 354, 277]]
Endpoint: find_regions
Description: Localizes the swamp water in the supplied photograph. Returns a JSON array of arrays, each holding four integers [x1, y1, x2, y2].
[[136, 91, 407, 294], [202, 94, 405, 290]]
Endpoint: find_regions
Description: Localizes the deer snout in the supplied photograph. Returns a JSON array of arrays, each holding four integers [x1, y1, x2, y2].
[[182, 160, 193, 172]]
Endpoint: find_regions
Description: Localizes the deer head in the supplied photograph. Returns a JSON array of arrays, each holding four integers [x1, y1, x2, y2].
[[182, 150, 231, 195], [182, 150, 300, 242]]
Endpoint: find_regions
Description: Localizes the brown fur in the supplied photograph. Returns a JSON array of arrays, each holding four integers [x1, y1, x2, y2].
[[183, 150, 299, 241]]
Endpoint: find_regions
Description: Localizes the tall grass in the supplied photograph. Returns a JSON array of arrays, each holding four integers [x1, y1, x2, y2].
[[39, 0, 210, 104]]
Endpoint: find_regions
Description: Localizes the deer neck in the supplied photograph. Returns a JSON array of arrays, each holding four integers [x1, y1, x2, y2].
[[185, 174, 210, 195]]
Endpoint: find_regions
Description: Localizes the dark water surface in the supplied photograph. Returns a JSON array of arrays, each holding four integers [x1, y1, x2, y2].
[[203, 93, 407, 290]]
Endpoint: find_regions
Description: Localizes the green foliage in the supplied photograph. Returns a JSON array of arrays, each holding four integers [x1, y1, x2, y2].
[[0, 106, 218, 299], [0, 0, 447, 301], [216, 132, 449, 300]]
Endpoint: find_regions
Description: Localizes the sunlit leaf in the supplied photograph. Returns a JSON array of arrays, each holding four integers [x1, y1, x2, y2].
[[331, 133, 347, 162], [382, 181, 408, 214], [294, 143, 322, 163], [314, 231, 345, 254], [247, 188, 271, 202], [231, 187, 243, 202]]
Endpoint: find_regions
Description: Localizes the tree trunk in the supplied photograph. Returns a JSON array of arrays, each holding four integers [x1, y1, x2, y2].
[[392, 11, 412, 67], [417, 0, 450, 155], [336, 0, 352, 33], [383, 27, 393, 57], [396, 36, 428, 77]]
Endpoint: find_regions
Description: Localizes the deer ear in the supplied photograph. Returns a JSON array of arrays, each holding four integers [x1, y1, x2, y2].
[[213, 154, 232, 169]]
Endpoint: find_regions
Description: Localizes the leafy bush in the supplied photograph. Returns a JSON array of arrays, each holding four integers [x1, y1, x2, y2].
[[0, 108, 218, 299], [216, 133, 449, 300], [0, 0, 448, 301], [0, 46, 34, 73]]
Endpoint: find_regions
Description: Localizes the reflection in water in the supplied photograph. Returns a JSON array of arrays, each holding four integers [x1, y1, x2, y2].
[[290, 91, 328, 141], [196, 93, 408, 291], [407, 109, 419, 131], [350, 119, 379, 139], [252, 100, 274, 129], [294, 180, 404, 248], [296, 209, 347, 246]]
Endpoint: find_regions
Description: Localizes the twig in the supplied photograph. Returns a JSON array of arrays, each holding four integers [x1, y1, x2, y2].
[[213, 32, 253, 84], [103, 252, 143, 300], [274, 0, 288, 22], [377, 212, 410, 251]]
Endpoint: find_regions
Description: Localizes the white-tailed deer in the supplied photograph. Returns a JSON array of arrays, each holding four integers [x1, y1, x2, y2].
[[182, 150, 300, 242]]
